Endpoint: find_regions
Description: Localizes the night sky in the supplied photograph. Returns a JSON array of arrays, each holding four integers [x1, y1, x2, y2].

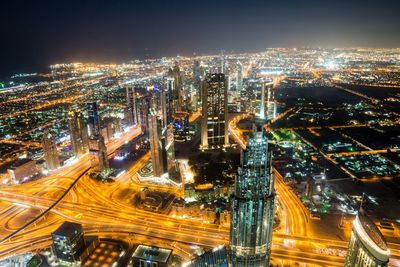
[[1, 0, 400, 77]]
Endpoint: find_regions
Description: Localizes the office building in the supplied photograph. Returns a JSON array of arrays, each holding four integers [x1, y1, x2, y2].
[[87, 102, 100, 137], [259, 81, 273, 120], [236, 61, 243, 94], [7, 159, 38, 184], [201, 73, 229, 149], [52, 221, 86, 264], [344, 210, 390, 267], [172, 112, 190, 142], [126, 86, 138, 126], [42, 129, 60, 170], [132, 245, 172, 267], [186, 245, 229, 267], [148, 107, 175, 178], [230, 125, 275, 266], [88, 135, 109, 173], [68, 111, 88, 157]]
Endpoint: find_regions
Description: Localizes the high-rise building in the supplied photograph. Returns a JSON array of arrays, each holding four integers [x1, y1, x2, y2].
[[148, 111, 166, 177], [148, 105, 175, 178], [166, 75, 175, 124], [259, 81, 273, 120], [193, 60, 201, 83], [42, 129, 60, 170], [236, 61, 243, 94], [52, 221, 86, 264], [86, 102, 109, 172], [87, 102, 100, 137], [230, 125, 275, 266], [126, 86, 138, 126], [186, 246, 229, 267], [68, 111, 88, 157], [88, 135, 109, 173], [137, 93, 151, 130], [201, 73, 229, 149], [344, 210, 390, 267]]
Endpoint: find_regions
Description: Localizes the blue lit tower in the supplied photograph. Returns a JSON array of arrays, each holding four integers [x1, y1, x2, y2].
[[230, 125, 275, 266]]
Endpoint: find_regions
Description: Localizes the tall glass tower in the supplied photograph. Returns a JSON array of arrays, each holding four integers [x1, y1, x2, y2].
[[230, 125, 275, 267]]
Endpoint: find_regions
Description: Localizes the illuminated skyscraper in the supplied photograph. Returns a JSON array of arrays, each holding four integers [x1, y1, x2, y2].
[[126, 86, 138, 126], [230, 125, 275, 266], [236, 61, 243, 94], [259, 81, 273, 120], [201, 73, 229, 149], [166, 75, 175, 124], [68, 111, 88, 157], [86, 102, 108, 172], [87, 102, 100, 137], [344, 210, 390, 267], [170, 63, 184, 112], [148, 107, 175, 178], [42, 129, 60, 170], [88, 134, 109, 173]]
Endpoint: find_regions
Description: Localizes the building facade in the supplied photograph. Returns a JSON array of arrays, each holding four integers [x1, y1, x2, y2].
[[42, 129, 60, 170], [68, 111, 88, 157], [230, 125, 275, 266], [52, 222, 86, 264], [87, 102, 101, 137], [344, 211, 390, 267], [126, 86, 138, 126], [201, 73, 229, 149]]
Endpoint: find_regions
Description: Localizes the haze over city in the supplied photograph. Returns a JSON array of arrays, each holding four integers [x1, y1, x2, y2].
[[1, 0, 400, 77]]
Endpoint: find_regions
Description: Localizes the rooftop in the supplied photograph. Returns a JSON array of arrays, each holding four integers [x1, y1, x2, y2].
[[132, 245, 172, 263], [357, 212, 388, 252], [52, 221, 83, 238]]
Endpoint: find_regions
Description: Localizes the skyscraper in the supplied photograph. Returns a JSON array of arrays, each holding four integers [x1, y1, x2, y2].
[[88, 135, 109, 173], [42, 129, 60, 170], [230, 125, 275, 266], [201, 73, 229, 149], [148, 110, 166, 177], [148, 104, 176, 178], [259, 81, 273, 120], [68, 111, 88, 157], [87, 102, 100, 137], [86, 102, 109, 172], [236, 61, 243, 94], [126, 86, 138, 126], [170, 63, 184, 112], [166, 75, 175, 124], [52, 221, 86, 264], [344, 210, 390, 267]]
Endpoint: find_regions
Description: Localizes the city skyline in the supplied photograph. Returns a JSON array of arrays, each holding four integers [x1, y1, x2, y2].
[[1, 0, 400, 78], [1, 1, 400, 266]]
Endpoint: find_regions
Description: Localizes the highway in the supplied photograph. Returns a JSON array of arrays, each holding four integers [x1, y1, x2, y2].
[[0, 119, 399, 266]]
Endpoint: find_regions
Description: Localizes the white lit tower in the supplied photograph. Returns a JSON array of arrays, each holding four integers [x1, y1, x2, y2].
[[259, 80, 273, 120], [345, 209, 390, 267], [230, 125, 275, 266]]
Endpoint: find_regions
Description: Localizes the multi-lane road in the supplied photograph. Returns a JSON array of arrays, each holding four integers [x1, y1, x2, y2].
[[0, 119, 399, 266]]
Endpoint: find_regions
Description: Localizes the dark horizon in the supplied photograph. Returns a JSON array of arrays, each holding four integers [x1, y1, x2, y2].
[[1, 0, 400, 78]]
